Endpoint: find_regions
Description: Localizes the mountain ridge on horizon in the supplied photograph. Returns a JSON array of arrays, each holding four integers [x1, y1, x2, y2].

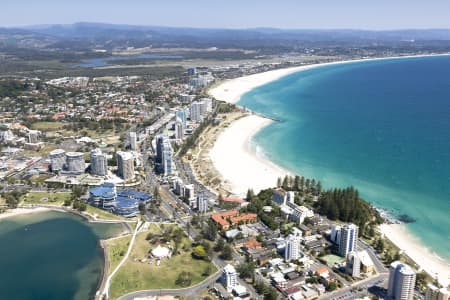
[[4, 22, 450, 41]]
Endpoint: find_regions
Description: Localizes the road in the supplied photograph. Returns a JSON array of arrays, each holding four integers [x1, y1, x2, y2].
[[118, 271, 222, 300], [318, 273, 388, 300], [100, 220, 142, 299], [357, 240, 387, 274]]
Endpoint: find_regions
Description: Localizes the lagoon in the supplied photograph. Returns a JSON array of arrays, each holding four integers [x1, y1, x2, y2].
[[0, 211, 123, 300]]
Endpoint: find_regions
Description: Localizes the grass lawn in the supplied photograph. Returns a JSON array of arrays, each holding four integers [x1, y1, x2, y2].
[[105, 235, 133, 274], [85, 204, 128, 221], [109, 224, 217, 299], [21, 191, 71, 206], [31, 121, 65, 131], [320, 254, 345, 267]]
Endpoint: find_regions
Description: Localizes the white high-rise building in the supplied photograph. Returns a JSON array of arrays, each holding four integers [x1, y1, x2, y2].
[[222, 264, 238, 292], [175, 119, 184, 140], [338, 223, 358, 257], [28, 130, 39, 143], [128, 132, 137, 150], [425, 285, 449, 300], [175, 109, 187, 129], [90, 148, 108, 176], [330, 225, 341, 244], [162, 139, 174, 176], [346, 251, 361, 277], [285, 231, 302, 261], [387, 261, 416, 300], [189, 101, 203, 122], [49, 149, 66, 172], [116, 151, 135, 180], [183, 184, 195, 201], [155, 134, 174, 176], [197, 194, 208, 213], [199, 97, 213, 113], [65, 152, 85, 174]]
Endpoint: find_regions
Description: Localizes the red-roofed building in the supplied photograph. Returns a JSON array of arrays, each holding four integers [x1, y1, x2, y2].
[[315, 267, 330, 278], [211, 210, 258, 230], [222, 196, 244, 204]]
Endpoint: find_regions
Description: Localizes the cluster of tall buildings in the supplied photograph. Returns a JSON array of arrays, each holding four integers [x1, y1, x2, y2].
[[155, 135, 174, 176], [189, 98, 212, 123], [49, 149, 85, 174]]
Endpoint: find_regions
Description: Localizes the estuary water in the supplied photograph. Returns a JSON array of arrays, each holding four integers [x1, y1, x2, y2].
[[0, 211, 123, 300], [239, 55, 450, 262]]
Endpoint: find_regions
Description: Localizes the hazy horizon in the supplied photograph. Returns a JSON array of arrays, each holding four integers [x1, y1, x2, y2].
[[2, 0, 450, 30]]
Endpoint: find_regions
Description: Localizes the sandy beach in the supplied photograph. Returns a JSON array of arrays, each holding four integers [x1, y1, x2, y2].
[[209, 114, 289, 196], [207, 55, 450, 285], [209, 54, 450, 104], [379, 224, 450, 286], [0, 207, 51, 220]]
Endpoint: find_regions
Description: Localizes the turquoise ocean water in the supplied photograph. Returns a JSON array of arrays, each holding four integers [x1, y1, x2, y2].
[[238, 55, 450, 262], [0, 211, 123, 300]]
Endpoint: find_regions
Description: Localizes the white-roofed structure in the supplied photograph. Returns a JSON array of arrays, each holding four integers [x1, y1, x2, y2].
[[151, 245, 170, 259]]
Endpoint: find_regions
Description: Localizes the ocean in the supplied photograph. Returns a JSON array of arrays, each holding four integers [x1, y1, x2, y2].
[[0, 211, 123, 300], [238, 55, 450, 262]]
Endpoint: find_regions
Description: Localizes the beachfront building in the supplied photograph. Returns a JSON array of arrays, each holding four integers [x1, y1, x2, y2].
[[89, 183, 151, 217], [116, 151, 135, 180], [387, 261, 416, 300], [222, 264, 238, 292], [49, 149, 66, 172], [338, 223, 359, 257], [426, 284, 450, 300], [189, 101, 203, 123], [65, 152, 85, 174], [285, 231, 302, 261], [90, 148, 108, 176], [199, 97, 213, 113]]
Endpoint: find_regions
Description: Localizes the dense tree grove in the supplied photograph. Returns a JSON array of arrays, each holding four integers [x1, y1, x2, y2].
[[277, 175, 322, 195], [0, 80, 27, 98], [243, 188, 280, 230], [314, 187, 383, 231]]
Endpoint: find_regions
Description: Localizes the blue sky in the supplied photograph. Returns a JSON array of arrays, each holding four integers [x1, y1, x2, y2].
[[2, 0, 450, 29]]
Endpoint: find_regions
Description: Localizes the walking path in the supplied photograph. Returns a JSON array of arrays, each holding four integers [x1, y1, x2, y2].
[[100, 220, 143, 299]]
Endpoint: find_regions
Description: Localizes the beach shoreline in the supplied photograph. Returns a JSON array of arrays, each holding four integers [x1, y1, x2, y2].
[[207, 54, 450, 286], [209, 53, 450, 104], [0, 207, 52, 220], [209, 113, 290, 197]]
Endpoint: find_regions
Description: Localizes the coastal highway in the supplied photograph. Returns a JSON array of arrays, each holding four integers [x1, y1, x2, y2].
[[357, 240, 387, 274]]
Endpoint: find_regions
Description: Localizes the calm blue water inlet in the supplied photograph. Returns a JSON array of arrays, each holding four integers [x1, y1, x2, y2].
[[0, 211, 123, 300], [239, 56, 450, 262]]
